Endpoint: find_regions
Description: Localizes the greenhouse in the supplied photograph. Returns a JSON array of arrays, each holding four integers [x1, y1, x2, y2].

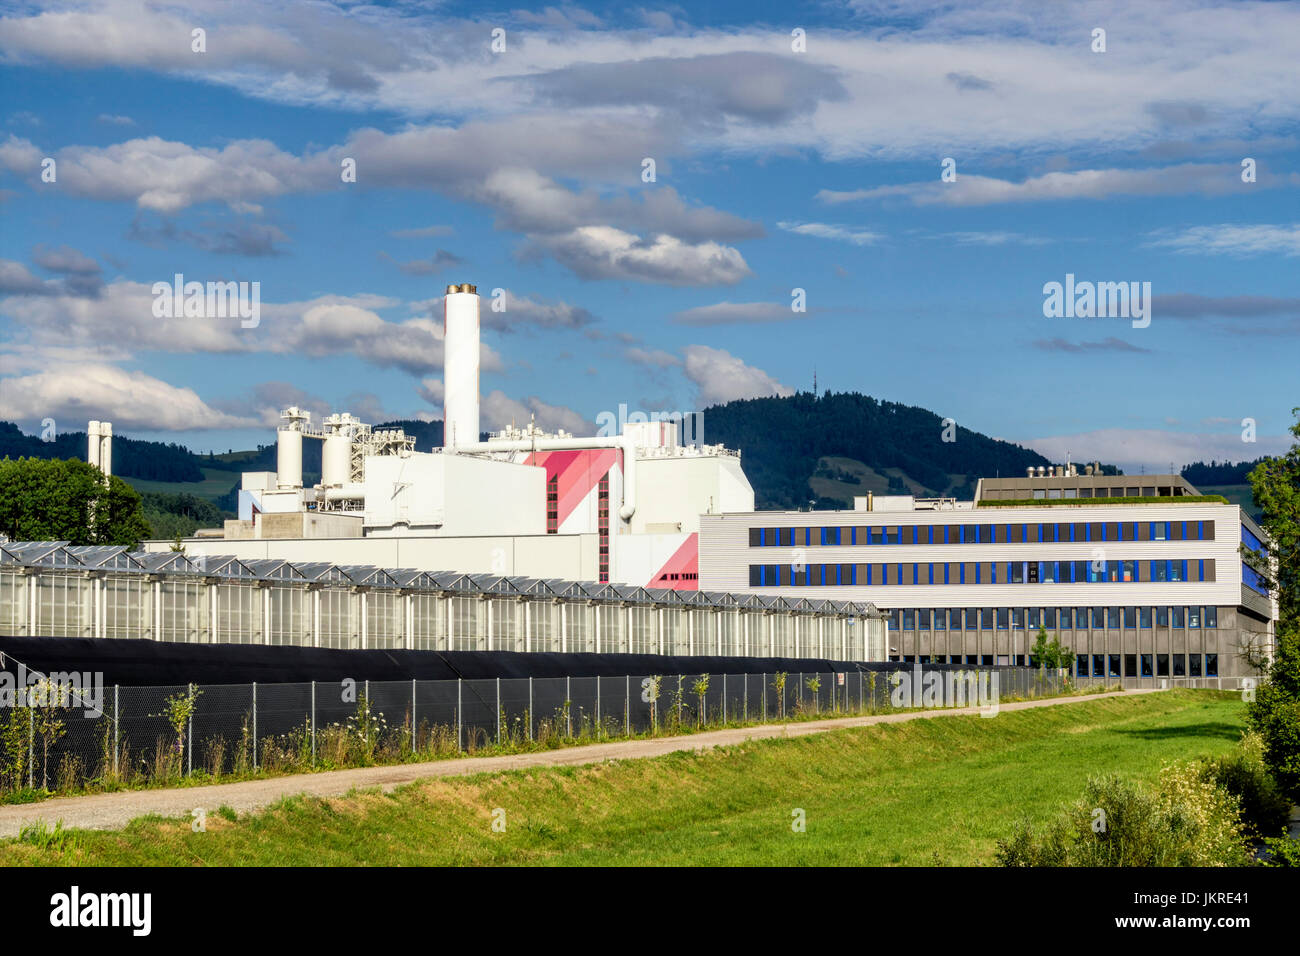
[[0, 542, 887, 660]]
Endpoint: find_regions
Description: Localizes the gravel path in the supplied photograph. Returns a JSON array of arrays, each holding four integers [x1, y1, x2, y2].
[[0, 688, 1153, 838]]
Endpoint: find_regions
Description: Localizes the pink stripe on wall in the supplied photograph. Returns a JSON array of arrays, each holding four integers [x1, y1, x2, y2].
[[648, 534, 698, 590]]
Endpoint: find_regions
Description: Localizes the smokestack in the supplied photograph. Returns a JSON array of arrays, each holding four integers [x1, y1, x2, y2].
[[99, 422, 112, 478], [443, 282, 480, 449], [87, 421, 101, 470]]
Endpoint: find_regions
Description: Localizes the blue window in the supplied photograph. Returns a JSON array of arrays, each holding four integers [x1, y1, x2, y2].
[[928, 563, 935, 585], [943, 563, 949, 585], [975, 563, 981, 584], [850, 526, 857, 545], [928, 526, 934, 545], [903, 609, 914, 630], [1243, 563, 1269, 596], [959, 563, 965, 584], [1172, 606, 1184, 628], [1205, 606, 1217, 628], [1206, 654, 1218, 677], [912, 564, 918, 585]]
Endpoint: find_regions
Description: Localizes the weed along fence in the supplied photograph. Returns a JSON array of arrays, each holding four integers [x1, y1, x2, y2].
[[0, 666, 1094, 797]]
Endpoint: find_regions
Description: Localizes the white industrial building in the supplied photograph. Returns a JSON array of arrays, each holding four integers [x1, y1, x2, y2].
[[153, 283, 754, 589]]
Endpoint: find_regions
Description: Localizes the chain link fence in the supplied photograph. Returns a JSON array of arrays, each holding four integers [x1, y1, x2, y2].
[[0, 666, 1102, 798]]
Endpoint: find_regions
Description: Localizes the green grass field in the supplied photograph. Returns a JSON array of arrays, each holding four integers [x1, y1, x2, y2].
[[122, 465, 241, 500], [0, 690, 1246, 866]]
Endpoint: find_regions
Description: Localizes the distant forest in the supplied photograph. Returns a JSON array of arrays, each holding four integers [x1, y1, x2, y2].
[[0, 421, 203, 482], [698, 391, 1052, 510], [1181, 458, 1269, 486]]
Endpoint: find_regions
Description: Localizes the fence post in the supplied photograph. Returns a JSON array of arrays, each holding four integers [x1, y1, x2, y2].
[[28, 704, 34, 789], [113, 683, 119, 778], [596, 676, 601, 737], [496, 677, 501, 745], [743, 673, 748, 722], [187, 682, 193, 776], [311, 680, 316, 768], [859, 671, 864, 715], [252, 681, 258, 773], [411, 678, 417, 754], [528, 676, 533, 742], [565, 676, 572, 737], [456, 678, 462, 752], [625, 674, 630, 737], [722, 673, 727, 725], [762, 673, 767, 721]]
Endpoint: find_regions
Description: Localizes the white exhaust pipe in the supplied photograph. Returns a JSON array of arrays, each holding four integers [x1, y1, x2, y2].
[[99, 421, 112, 478], [87, 421, 101, 470], [443, 283, 480, 449]]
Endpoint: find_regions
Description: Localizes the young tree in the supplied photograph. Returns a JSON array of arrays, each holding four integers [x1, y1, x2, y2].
[[1029, 624, 1071, 670]]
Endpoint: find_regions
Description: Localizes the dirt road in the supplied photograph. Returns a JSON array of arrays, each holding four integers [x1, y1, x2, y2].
[[0, 688, 1151, 838]]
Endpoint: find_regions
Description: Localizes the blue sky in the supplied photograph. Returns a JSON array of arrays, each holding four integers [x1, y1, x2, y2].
[[0, 0, 1297, 472]]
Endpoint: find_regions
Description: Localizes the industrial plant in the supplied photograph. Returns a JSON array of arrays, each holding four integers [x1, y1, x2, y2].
[[166, 282, 754, 591], [0, 280, 1277, 683]]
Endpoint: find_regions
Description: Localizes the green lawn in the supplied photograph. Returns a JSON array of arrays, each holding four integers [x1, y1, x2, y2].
[[0, 690, 1246, 866]]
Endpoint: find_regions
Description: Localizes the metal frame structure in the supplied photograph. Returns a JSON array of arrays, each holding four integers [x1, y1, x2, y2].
[[0, 542, 886, 660]]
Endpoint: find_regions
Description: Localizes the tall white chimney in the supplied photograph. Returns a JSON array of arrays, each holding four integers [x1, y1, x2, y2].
[[99, 421, 112, 478], [87, 421, 101, 470], [443, 282, 480, 449]]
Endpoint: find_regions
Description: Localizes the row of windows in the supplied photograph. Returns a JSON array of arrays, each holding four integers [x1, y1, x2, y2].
[[750, 521, 1214, 548], [891, 653, 1219, 678], [883, 605, 1218, 630], [749, 559, 1214, 587]]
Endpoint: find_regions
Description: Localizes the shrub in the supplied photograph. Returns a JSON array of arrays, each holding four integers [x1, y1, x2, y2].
[[996, 768, 1251, 867], [1197, 732, 1293, 839], [1261, 835, 1300, 867], [1246, 623, 1300, 801]]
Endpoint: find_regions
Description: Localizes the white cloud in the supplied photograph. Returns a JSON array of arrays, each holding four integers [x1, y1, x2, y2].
[[1146, 223, 1300, 258], [0, 279, 505, 376], [673, 301, 797, 325], [682, 345, 793, 406], [0, 0, 1296, 165], [0, 362, 256, 431], [777, 221, 883, 245], [481, 389, 589, 434], [528, 226, 751, 285], [816, 164, 1296, 207], [623, 346, 681, 369]]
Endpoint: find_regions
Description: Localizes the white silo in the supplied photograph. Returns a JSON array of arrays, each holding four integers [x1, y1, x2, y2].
[[323, 433, 351, 487], [276, 406, 308, 489], [277, 429, 303, 489], [443, 283, 480, 448], [87, 421, 101, 470]]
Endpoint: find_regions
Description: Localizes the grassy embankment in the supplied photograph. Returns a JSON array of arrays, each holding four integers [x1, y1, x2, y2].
[[0, 690, 1246, 866]]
